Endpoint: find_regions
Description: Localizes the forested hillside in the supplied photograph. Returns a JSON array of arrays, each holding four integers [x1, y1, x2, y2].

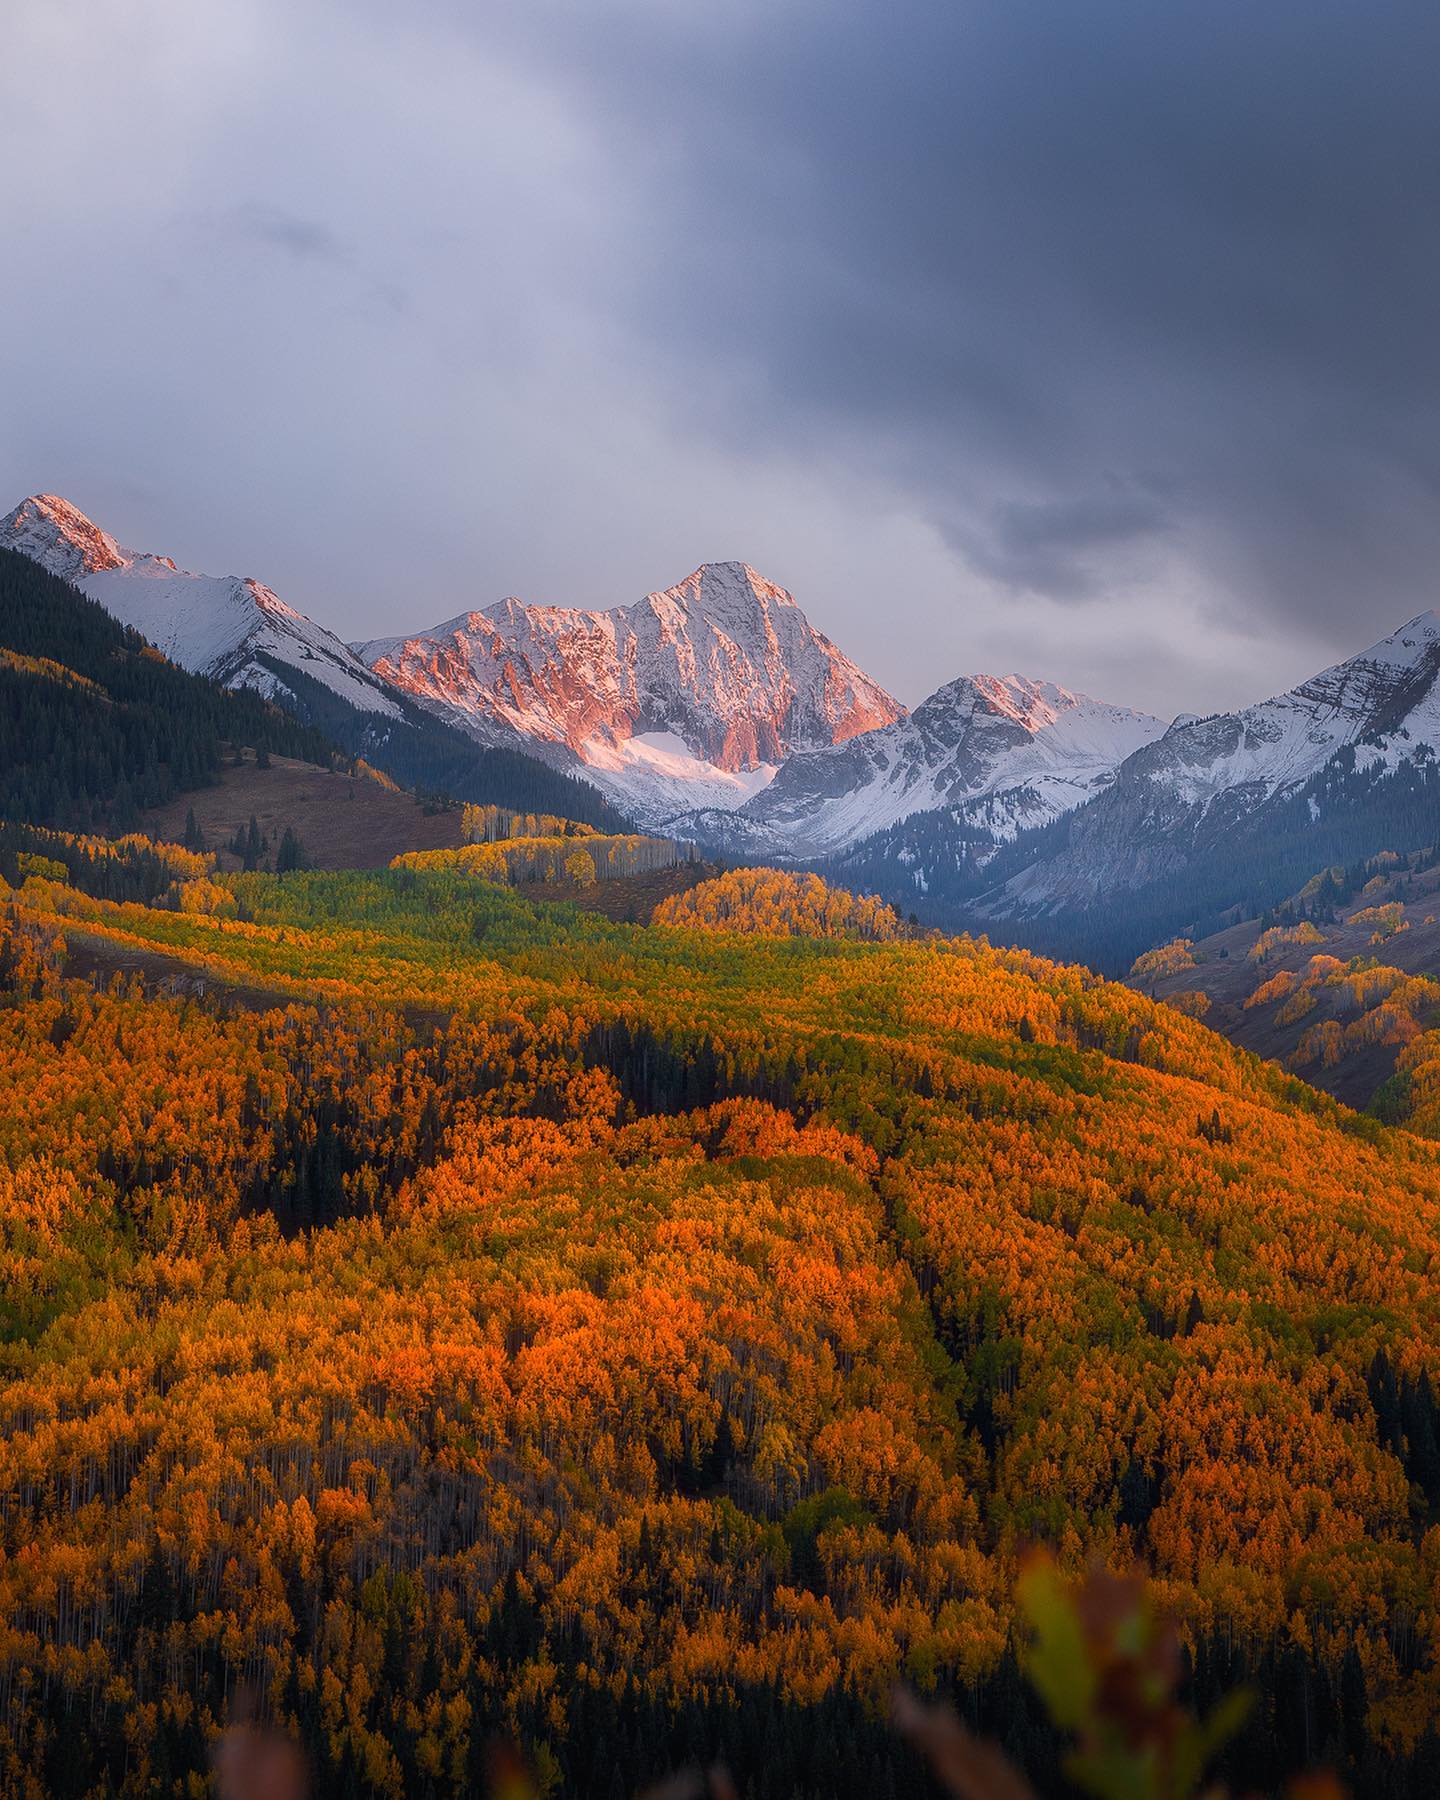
[[1126, 841, 1440, 1131], [0, 864, 1438, 1794], [0, 548, 337, 830]]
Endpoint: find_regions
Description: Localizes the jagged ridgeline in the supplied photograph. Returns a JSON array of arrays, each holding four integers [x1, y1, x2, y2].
[[0, 546, 631, 839], [0, 547, 336, 830]]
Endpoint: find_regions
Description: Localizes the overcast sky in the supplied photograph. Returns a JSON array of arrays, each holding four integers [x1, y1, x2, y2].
[[4, 0, 1439, 717]]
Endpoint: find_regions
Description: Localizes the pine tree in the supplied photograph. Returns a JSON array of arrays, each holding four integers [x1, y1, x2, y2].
[[276, 826, 307, 874]]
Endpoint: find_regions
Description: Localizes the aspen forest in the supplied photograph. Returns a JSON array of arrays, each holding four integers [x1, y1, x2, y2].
[[15, 0, 1440, 1789], [1, 843, 1439, 1796]]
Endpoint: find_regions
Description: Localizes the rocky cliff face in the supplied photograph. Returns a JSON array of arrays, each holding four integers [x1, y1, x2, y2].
[[356, 560, 904, 823]]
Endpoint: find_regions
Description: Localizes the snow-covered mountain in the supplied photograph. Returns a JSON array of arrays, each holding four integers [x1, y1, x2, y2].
[[0, 494, 403, 719], [982, 609, 1440, 915], [355, 561, 903, 825], [677, 673, 1166, 859], [1098, 609, 1440, 814]]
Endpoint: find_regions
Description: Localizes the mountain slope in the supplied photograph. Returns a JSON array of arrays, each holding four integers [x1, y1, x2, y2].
[[1121, 841, 1440, 1119], [1, 493, 403, 718], [983, 611, 1440, 925], [679, 673, 1165, 858], [356, 560, 904, 825], [0, 545, 337, 830], [0, 495, 631, 831], [840, 611, 1440, 970]]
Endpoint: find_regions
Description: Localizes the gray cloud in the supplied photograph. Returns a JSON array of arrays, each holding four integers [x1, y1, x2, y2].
[[227, 203, 352, 265], [489, 0, 1440, 630], [1, 0, 1437, 718], [965, 491, 1173, 598]]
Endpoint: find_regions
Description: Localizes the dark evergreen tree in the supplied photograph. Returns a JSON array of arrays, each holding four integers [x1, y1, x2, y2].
[[276, 825, 308, 873], [0, 547, 336, 831]]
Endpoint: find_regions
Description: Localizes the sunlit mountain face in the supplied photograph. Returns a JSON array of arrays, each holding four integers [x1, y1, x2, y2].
[[354, 559, 904, 823]]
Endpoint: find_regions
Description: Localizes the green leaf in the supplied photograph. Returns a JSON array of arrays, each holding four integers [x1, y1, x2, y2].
[[1018, 1560, 1097, 1728]]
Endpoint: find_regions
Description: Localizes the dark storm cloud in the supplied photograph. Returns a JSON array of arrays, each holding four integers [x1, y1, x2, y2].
[[472, 0, 1440, 631], [968, 491, 1172, 599]]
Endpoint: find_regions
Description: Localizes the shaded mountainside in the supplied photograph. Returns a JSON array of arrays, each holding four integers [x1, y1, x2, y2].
[[3, 864, 1440, 1791], [1124, 843, 1440, 1121], [972, 616, 1440, 968], [681, 674, 1164, 860], [834, 696, 1440, 976], [0, 545, 337, 831], [808, 614, 1440, 971]]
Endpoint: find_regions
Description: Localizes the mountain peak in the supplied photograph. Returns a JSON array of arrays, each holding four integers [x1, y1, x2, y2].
[[913, 672, 1149, 740], [1, 492, 404, 722], [1, 493, 130, 582], [356, 562, 901, 814], [1363, 609, 1440, 662], [680, 663, 1166, 862], [649, 561, 800, 619]]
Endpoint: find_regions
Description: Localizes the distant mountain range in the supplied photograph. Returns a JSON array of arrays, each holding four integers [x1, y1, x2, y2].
[[6, 490, 1440, 969], [831, 611, 1440, 967], [681, 674, 1166, 860], [987, 609, 1440, 912]]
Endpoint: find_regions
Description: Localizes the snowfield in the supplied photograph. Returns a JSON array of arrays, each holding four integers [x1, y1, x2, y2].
[[1, 494, 403, 719]]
